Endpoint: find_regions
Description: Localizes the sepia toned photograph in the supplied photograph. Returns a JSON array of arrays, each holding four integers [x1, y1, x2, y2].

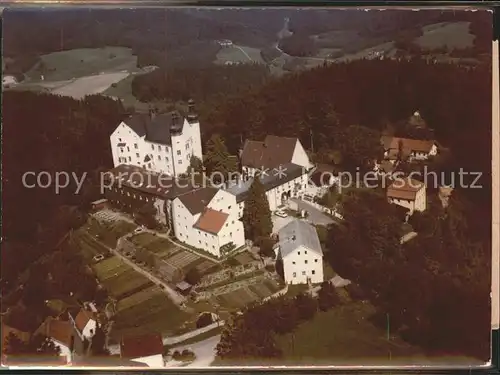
[[1, 5, 496, 368]]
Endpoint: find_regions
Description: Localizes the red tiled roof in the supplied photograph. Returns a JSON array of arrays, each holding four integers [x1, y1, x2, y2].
[[193, 208, 229, 235], [120, 333, 163, 359], [387, 177, 424, 201], [387, 137, 435, 154], [35, 317, 73, 348], [240, 135, 298, 170], [74, 310, 96, 332]]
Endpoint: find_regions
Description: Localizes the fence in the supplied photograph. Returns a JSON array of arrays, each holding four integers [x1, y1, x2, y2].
[[262, 284, 288, 302]]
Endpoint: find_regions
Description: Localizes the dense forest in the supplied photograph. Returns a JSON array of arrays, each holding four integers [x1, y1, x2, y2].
[[2, 92, 126, 296], [2, 8, 490, 78]]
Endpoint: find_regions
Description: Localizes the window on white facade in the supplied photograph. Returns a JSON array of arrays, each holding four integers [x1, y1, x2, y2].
[[127, 146, 130, 152], [293, 272, 297, 277], [312, 270, 316, 275], [298, 251, 300, 255], [302, 271, 306, 275], [177, 150, 181, 156], [199, 240, 201, 244], [159, 146, 162, 151], [305, 260, 308, 264], [148, 163, 152, 168], [136, 153, 140, 158], [119, 138, 122, 141], [315, 259, 318, 263], [305, 251, 308, 254], [165, 156, 169, 161], [120, 148, 124, 153], [292, 261, 296, 265], [151, 145, 155, 150], [179, 160, 182, 164], [134, 143, 138, 149], [158, 155, 161, 160]]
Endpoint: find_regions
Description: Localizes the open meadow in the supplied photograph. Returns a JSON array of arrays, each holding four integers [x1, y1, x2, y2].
[[215, 45, 265, 65]]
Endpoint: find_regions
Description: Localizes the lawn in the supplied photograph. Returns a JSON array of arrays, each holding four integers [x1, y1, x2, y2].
[[275, 300, 425, 366], [91, 256, 127, 279], [416, 22, 474, 50], [25, 47, 138, 82], [116, 285, 163, 312]]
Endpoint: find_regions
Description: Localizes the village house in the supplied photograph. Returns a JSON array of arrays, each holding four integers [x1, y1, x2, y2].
[[171, 187, 245, 258], [275, 220, 324, 285], [386, 177, 427, 215], [382, 136, 438, 163], [68, 308, 97, 342], [239, 135, 314, 177], [109, 100, 203, 177], [120, 333, 164, 367], [34, 317, 74, 364]]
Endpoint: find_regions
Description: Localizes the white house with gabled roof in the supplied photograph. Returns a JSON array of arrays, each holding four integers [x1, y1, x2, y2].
[[276, 220, 324, 285], [171, 187, 245, 257]]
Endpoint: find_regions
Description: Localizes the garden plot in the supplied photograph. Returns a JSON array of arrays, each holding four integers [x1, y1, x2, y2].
[[100, 267, 152, 299], [111, 291, 190, 340]]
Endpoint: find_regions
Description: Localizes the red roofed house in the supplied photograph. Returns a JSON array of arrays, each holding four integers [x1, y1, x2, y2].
[[171, 188, 245, 258], [68, 309, 97, 342], [120, 333, 164, 367], [34, 317, 74, 364], [383, 137, 438, 163], [386, 177, 427, 215]]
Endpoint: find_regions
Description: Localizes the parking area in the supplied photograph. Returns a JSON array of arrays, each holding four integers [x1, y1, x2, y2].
[[272, 215, 294, 234]]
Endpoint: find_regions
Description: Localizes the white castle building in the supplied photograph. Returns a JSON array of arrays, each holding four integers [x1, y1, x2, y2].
[[110, 100, 203, 177]]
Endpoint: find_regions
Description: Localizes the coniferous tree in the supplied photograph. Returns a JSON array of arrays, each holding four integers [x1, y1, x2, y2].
[[90, 324, 109, 356], [204, 134, 238, 185], [317, 281, 340, 311], [241, 176, 273, 244]]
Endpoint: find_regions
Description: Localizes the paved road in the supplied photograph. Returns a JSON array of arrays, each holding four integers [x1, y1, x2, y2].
[[87, 233, 186, 305], [114, 236, 186, 305], [290, 198, 336, 226], [167, 334, 221, 368]]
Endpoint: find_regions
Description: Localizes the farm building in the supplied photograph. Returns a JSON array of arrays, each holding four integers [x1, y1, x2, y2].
[[386, 177, 427, 215]]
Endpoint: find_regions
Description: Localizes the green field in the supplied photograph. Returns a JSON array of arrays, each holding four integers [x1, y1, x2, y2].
[[215, 45, 265, 65], [416, 22, 474, 50], [275, 300, 425, 365], [102, 73, 149, 111], [25, 47, 138, 82], [216, 277, 281, 310]]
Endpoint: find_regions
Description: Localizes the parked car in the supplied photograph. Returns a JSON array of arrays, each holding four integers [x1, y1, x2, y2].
[[93, 254, 104, 262], [275, 210, 288, 218]]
